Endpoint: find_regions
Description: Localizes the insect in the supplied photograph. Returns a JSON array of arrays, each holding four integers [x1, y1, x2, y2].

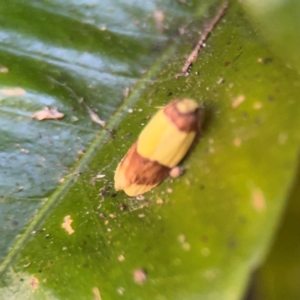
[[114, 99, 203, 196]]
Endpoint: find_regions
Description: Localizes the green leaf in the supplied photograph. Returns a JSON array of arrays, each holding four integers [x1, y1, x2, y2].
[[0, 0, 189, 262], [242, 0, 300, 72], [248, 168, 300, 300], [1, 1, 300, 299]]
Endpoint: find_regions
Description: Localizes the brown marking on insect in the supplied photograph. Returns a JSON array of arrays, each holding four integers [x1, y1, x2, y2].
[[114, 99, 202, 196], [164, 99, 199, 132], [116, 141, 170, 188]]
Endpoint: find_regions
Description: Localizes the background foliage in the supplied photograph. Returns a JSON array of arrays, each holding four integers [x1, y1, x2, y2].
[[0, 0, 299, 299]]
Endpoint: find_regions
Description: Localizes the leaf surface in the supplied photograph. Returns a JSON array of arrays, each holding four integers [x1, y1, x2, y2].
[[1, 1, 300, 300]]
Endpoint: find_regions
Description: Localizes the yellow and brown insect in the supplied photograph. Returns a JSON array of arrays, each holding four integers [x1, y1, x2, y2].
[[114, 99, 203, 196]]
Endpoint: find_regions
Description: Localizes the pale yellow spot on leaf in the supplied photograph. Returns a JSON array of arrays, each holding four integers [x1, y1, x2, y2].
[[208, 146, 215, 153], [23, 262, 31, 268], [154, 10, 165, 33], [253, 102, 262, 110], [156, 198, 163, 204], [167, 188, 173, 194], [177, 234, 191, 251], [62, 215, 75, 234], [31, 107, 64, 121], [232, 95, 245, 108], [233, 138, 242, 147], [123, 87, 130, 98], [118, 255, 125, 262], [185, 179, 191, 185], [252, 188, 266, 212], [29, 277, 39, 290], [92, 287, 102, 300], [0, 88, 26, 96], [201, 247, 210, 256], [204, 269, 218, 281], [278, 132, 288, 144], [117, 287, 125, 295], [0, 66, 9, 73], [86, 105, 106, 127], [133, 269, 147, 285]]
